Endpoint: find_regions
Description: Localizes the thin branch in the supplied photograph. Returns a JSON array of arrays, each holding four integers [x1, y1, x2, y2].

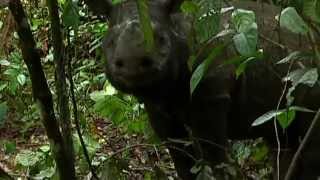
[[285, 108, 320, 180], [67, 37, 99, 180]]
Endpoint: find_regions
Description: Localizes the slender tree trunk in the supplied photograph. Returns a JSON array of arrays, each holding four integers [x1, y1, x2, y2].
[[8, 0, 76, 179], [46, 0, 76, 177]]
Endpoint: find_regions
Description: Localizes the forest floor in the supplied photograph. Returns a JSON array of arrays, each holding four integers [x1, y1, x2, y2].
[[0, 114, 177, 180]]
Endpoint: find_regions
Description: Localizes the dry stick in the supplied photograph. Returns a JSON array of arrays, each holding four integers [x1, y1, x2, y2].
[[67, 46, 99, 180], [285, 108, 320, 180]]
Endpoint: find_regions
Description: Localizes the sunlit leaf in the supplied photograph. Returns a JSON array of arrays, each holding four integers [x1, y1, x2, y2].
[[16, 150, 43, 167], [17, 74, 26, 86], [0, 59, 10, 66], [232, 9, 258, 56]]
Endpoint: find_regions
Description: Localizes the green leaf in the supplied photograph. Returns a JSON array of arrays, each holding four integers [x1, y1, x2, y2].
[[284, 68, 318, 105], [181, 1, 199, 14], [0, 102, 8, 127], [137, 0, 154, 52], [194, 0, 221, 43], [90, 90, 108, 102], [303, 0, 320, 23], [17, 74, 26, 86], [252, 106, 315, 127], [190, 44, 225, 94], [280, 7, 309, 35], [39, 145, 51, 153], [34, 167, 56, 179], [4, 141, 16, 154], [196, 165, 214, 180], [0, 59, 10, 66], [277, 109, 296, 129], [127, 120, 146, 134], [93, 96, 127, 125], [232, 9, 256, 33], [252, 110, 285, 126], [235, 57, 256, 78], [231, 9, 258, 56], [16, 150, 43, 167], [111, 0, 125, 5], [62, 0, 80, 31]]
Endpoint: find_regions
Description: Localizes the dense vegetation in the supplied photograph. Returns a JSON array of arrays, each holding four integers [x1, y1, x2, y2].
[[0, 0, 319, 179]]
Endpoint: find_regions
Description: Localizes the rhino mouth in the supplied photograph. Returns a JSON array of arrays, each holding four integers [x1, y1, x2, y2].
[[108, 69, 165, 93]]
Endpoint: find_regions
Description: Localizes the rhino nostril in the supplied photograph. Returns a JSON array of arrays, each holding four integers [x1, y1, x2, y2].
[[115, 59, 124, 69], [141, 56, 153, 68]]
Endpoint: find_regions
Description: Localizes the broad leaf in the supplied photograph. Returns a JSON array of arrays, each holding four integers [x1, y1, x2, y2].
[[252, 110, 285, 126], [252, 106, 315, 127], [280, 7, 309, 35], [194, 0, 222, 43], [284, 68, 318, 105], [190, 44, 225, 94], [235, 57, 256, 78], [276, 109, 296, 129], [62, 0, 80, 31], [231, 9, 258, 56], [303, 0, 320, 23]]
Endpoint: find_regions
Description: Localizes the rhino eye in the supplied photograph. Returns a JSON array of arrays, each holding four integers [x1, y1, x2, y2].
[[158, 35, 166, 44]]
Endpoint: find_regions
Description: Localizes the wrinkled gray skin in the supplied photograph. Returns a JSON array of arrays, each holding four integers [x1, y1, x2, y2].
[[85, 0, 320, 179]]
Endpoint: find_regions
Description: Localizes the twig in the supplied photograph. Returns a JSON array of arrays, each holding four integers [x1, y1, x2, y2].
[[284, 108, 320, 180], [273, 60, 294, 180], [66, 37, 99, 180], [106, 142, 197, 163], [259, 34, 288, 51]]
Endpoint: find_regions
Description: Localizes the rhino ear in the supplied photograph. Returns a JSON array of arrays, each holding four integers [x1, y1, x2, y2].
[[161, 0, 185, 13], [84, 0, 113, 17]]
